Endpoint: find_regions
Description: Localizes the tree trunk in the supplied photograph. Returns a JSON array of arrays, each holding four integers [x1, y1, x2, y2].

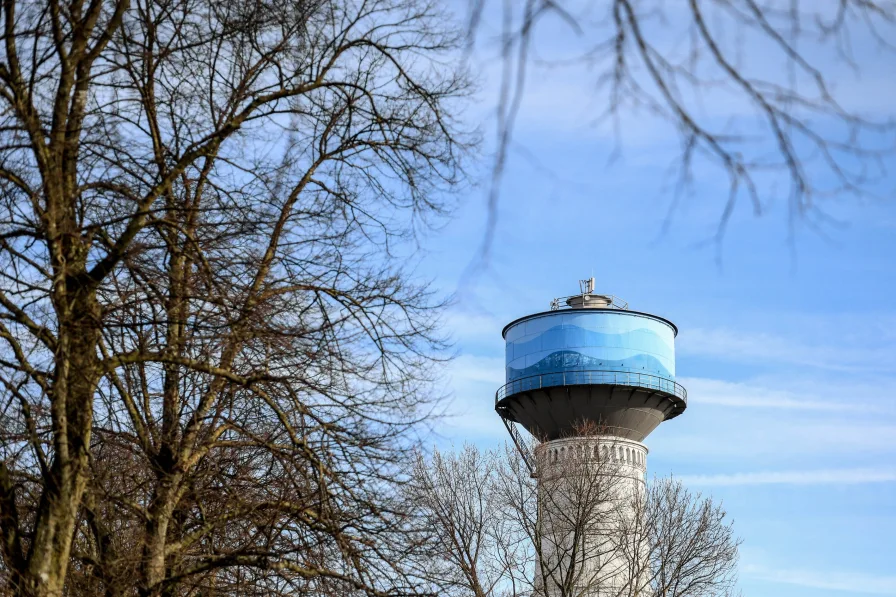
[[22, 289, 101, 596]]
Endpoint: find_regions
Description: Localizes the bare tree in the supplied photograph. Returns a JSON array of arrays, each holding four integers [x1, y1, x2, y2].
[[413, 435, 740, 597], [0, 0, 470, 594], [472, 0, 896, 250], [409, 446, 507, 597], [620, 479, 740, 597]]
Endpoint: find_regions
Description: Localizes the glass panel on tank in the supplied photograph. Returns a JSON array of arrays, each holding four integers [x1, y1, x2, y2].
[[503, 310, 676, 384]]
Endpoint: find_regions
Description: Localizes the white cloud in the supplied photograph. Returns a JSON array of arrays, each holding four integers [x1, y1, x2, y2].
[[678, 467, 896, 486], [679, 326, 896, 374], [680, 376, 896, 414], [447, 353, 504, 386], [443, 309, 507, 352], [436, 353, 507, 440], [650, 374, 896, 461], [745, 564, 896, 596], [683, 377, 843, 411], [657, 419, 896, 464]]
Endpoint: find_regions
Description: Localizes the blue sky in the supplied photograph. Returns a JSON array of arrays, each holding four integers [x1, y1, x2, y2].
[[414, 8, 896, 594]]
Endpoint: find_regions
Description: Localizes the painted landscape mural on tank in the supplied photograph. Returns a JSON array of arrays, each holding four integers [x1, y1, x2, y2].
[[505, 312, 676, 383]]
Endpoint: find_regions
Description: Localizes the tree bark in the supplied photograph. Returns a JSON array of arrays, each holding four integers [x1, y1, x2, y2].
[[25, 290, 101, 596]]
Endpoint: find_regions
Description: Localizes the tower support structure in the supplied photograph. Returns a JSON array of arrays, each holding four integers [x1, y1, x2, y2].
[[495, 281, 687, 597], [533, 436, 648, 597]]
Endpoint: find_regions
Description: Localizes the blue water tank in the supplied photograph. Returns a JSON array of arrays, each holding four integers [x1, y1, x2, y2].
[[495, 294, 686, 441], [504, 310, 676, 383]]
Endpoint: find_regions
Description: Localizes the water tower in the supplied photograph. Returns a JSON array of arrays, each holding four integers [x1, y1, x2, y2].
[[494, 278, 687, 595]]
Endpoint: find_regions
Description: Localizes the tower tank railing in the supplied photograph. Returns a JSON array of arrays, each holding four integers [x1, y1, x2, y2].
[[495, 370, 687, 404]]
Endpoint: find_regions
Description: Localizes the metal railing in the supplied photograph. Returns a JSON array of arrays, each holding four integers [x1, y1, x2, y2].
[[495, 369, 687, 404], [549, 293, 628, 311]]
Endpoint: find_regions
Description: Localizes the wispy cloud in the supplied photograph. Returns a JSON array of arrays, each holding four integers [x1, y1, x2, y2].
[[447, 353, 504, 386], [745, 564, 896, 596], [680, 377, 896, 414], [435, 354, 506, 440], [679, 326, 896, 374], [443, 309, 506, 352], [679, 467, 896, 486]]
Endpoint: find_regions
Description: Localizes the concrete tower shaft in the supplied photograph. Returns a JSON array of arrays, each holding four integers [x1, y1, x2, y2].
[[533, 436, 650, 597]]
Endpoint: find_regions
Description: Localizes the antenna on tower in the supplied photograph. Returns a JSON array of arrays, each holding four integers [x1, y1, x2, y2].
[[579, 277, 595, 295], [550, 278, 628, 310]]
